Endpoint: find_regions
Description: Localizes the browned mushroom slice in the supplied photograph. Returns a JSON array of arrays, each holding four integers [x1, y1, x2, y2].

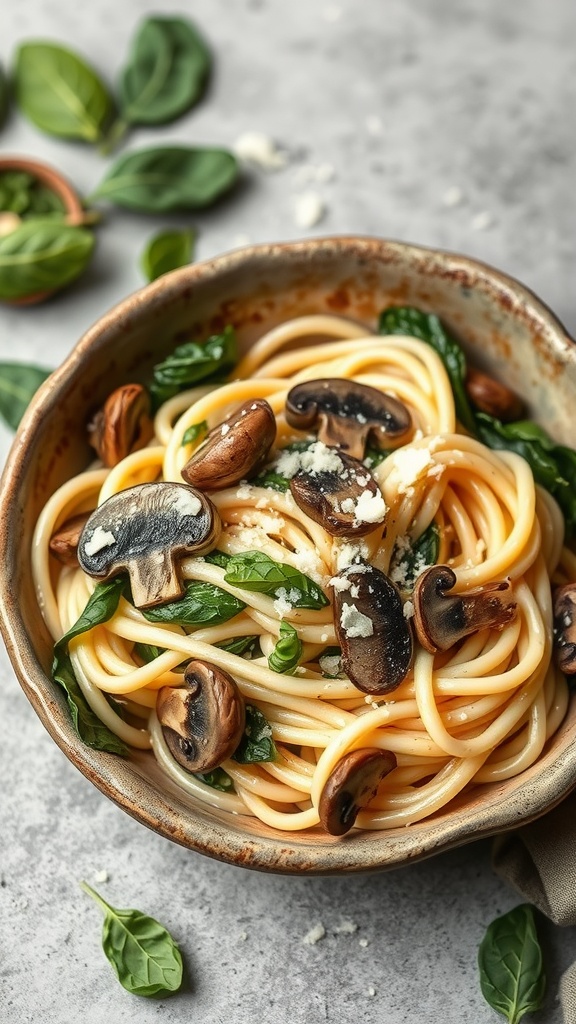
[[88, 383, 154, 468], [413, 565, 517, 654], [290, 447, 386, 537], [156, 660, 245, 773], [333, 562, 413, 694], [285, 379, 411, 459], [553, 583, 576, 675], [181, 398, 276, 491], [319, 748, 397, 836], [465, 368, 525, 423], [78, 482, 221, 609], [49, 511, 92, 566]]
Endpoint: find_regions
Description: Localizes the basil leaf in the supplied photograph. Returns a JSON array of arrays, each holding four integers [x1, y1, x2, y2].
[[135, 642, 165, 663], [215, 634, 260, 657], [224, 550, 329, 610], [478, 904, 545, 1024], [55, 577, 126, 654], [0, 220, 94, 300], [14, 42, 113, 143], [119, 16, 211, 126], [0, 63, 8, 128], [182, 420, 208, 446], [92, 146, 238, 212], [80, 882, 183, 997], [142, 580, 245, 626], [149, 326, 237, 407], [203, 550, 231, 569], [53, 649, 128, 755], [268, 620, 302, 674], [379, 306, 477, 434], [0, 362, 51, 430], [233, 704, 277, 763], [141, 228, 195, 283], [390, 522, 440, 591], [194, 767, 234, 792]]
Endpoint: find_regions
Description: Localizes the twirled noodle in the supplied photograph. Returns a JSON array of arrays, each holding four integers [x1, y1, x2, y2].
[[32, 315, 573, 833]]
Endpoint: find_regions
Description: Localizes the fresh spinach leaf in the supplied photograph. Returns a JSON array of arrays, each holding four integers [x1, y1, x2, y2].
[[181, 420, 208, 446], [134, 641, 165, 663], [268, 620, 302, 674], [80, 882, 183, 997], [0, 220, 94, 300], [478, 904, 545, 1024], [390, 522, 440, 591], [215, 634, 260, 657], [194, 767, 234, 792], [119, 16, 211, 127], [233, 705, 277, 763], [149, 325, 237, 407], [14, 42, 113, 143], [224, 550, 329, 610], [203, 550, 231, 569], [141, 228, 195, 282], [91, 145, 238, 212], [53, 649, 128, 755], [0, 362, 51, 430], [0, 172, 65, 219], [142, 580, 245, 626], [0, 63, 9, 128]]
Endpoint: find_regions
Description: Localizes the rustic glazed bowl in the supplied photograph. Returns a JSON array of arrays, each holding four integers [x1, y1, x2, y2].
[[1, 237, 576, 874]]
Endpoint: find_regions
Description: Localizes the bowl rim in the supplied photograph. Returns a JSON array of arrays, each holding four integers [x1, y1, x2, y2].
[[2, 234, 576, 874]]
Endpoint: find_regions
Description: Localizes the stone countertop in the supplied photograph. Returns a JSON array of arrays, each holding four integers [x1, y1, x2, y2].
[[1, 1, 576, 1021]]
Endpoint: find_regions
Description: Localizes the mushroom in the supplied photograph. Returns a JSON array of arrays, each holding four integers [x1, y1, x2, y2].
[[413, 565, 517, 654], [181, 398, 276, 491], [333, 562, 413, 694], [156, 659, 245, 773], [318, 748, 397, 836], [78, 482, 221, 609], [465, 367, 525, 423], [87, 383, 153, 468], [285, 379, 411, 459], [49, 511, 91, 566], [553, 583, 576, 675], [290, 448, 387, 537]]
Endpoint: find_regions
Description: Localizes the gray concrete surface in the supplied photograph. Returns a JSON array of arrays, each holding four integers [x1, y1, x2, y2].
[[2, 1, 576, 1021]]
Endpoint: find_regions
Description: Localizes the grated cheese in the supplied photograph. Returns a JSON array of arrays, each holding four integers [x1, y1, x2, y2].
[[340, 603, 374, 639], [84, 526, 117, 556]]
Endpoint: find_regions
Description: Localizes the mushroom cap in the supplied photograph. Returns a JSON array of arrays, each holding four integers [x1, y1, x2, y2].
[[553, 583, 576, 675], [333, 562, 413, 694], [181, 398, 276, 491], [87, 383, 153, 468], [318, 748, 397, 836], [156, 659, 246, 773], [289, 448, 387, 537], [413, 564, 517, 654]]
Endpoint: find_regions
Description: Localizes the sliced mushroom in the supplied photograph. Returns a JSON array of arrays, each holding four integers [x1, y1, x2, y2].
[[156, 660, 245, 773], [285, 379, 411, 459], [333, 562, 413, 694], [49, 511, 91, 566], [319, 748, 397, 836], [413, 565, 517, 654], [465, 367, 524, 423], [87, 383, 153, 467], [181, 398, 276, 491], [553, 583, 576, 675], [78, 482, 221, 608], [290, 448, 386, 537]]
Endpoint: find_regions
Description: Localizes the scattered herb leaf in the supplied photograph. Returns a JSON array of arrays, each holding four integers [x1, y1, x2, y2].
[[0, 220, 94, 300], [0, 362, 51, 430], [268, 620, 302, 674], [149, 326, 237, 408], [52, 649, 128, 755], [478, 904, 545, 1024], [194, 767, 234, 792], [233, 704, 277, 763], [135, 641, 165, 663], [202, 550, 231, 569], [181, 420, 208, 446], [142, 580, 245, 626], [215, 634, 260, 657], [141, 227, 195, 282], [224, 550, 329, 609]]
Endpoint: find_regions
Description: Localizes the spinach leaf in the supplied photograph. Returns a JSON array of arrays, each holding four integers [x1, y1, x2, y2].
[[141, 228, 195, 283], [53, 649, 128, 755], [0, 172, 66, 219], [91, 146, 238, 212], [149, 326, 237, 407], [14, 43, 113, 143], [215, 634, 260, 657], [0, 220, 94, 300], [203, 550, 231, 569], [0, 362, 51, 430], [142, 580, 245, 626], [119, 16, 211, 127], [390, 522, 440, 591], [233, 705, 277, 764], [268, 620, 302, 674], [224, 550, 329, 609], [80, 882, 183, 997], [134, 641, 165, 663], [194, 767, 234, 792], [55, 577, 126, 653], [478, 904, 545, 1024], [0, 63, 8, 128], [182, 420, 208, 446], [379, 306, 477, 434]]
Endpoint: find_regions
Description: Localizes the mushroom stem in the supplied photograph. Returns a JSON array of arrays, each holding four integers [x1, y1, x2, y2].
[[317, 414, 368, 459], [128, 551, 182, 609]]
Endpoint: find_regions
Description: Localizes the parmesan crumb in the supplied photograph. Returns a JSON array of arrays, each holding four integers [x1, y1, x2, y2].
[[302, 923, 326, 945], [294, 192, 326, 229], [234, 131, 287, 171], [236, 482, 254, 500], [333, 920, 358, 934], [403, 600, 415, 620], [471, 210, 494, 231], [239, 931, 248, 941], [359, 937, 369, 948], [353, 489, 387, 525], [84, 526, 116, 556], [93, 869, 108, 883], [367, 986, 376, 997], [340, 603, 374, 639]]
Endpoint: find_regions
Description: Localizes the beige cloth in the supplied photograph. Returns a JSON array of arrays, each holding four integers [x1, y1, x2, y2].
[[492, 791, 576, 1023]]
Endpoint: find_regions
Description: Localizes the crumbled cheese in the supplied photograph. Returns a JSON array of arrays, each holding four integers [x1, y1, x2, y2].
[[84, 526, 117, 556], [319, 653, 342, 678], [333, 920, 358, 934], [171, 490, 202, 516], [340, 497, 356, 515], [221, 422, 231, 436], [390, 448, 434, 493], [273, 587, 298, 617], [302, 923, 326, 945], [471, 210, 494, 231], [294, 191, 326, 229], [234, 131, 287, 171], [367, 986, 376, 997], [359, 938, 369, 948], [340, 603, 374, 639], [403, 600, 415, 620], [329, 575, 352, 593], [239, 931, 248, 941], [334, 540, 370, 572], [442, 185, 463, 207], [292, 548, 328, 586], [276, 441, 343, 480], [427, 463, 445, 480], [476, 539, 486, 557], [255, 497, 269, 509], [353, 489, 387, 525], [93, 869, 108, 883]]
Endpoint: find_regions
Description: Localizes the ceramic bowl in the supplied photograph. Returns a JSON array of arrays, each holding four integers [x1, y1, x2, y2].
[[2, 236, 576, 874]]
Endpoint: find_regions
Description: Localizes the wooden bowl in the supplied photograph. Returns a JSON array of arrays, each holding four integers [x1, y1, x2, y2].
[[1, 237, 576, 873]]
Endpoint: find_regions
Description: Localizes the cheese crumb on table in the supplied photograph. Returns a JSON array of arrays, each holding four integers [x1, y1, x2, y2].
[[294, 192, 326, 228], [302, 922, 326, 945], [234, 131, 287, 171]]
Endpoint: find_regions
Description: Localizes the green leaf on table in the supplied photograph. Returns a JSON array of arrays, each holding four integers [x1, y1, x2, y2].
[[141, 228, 195, 283], [91, 145, 238, 212], [52, 649, 128, 755], [233, 704, 277, 764], [224, 550, 329, 610], [0, 220, 94, 300], [142, 580, 245, 626], [268, 620, 302, 674], [181, 420, 208, 447], [478, 904, 545, 1024], [119, 16, 211, 126], [0, 63, 9, 128], [149, 326, 237, 408], [194, 767, 234, 792], [14, 42, 113, 143], [0, 362, 51, 430], [80, 882, 183, 997]]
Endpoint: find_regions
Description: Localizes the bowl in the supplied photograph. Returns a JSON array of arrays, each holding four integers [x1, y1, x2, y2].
[[1, 236, 576, 874]]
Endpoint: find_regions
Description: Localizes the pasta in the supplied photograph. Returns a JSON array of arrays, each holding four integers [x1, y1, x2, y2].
[[32, 313, 574, 835]]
